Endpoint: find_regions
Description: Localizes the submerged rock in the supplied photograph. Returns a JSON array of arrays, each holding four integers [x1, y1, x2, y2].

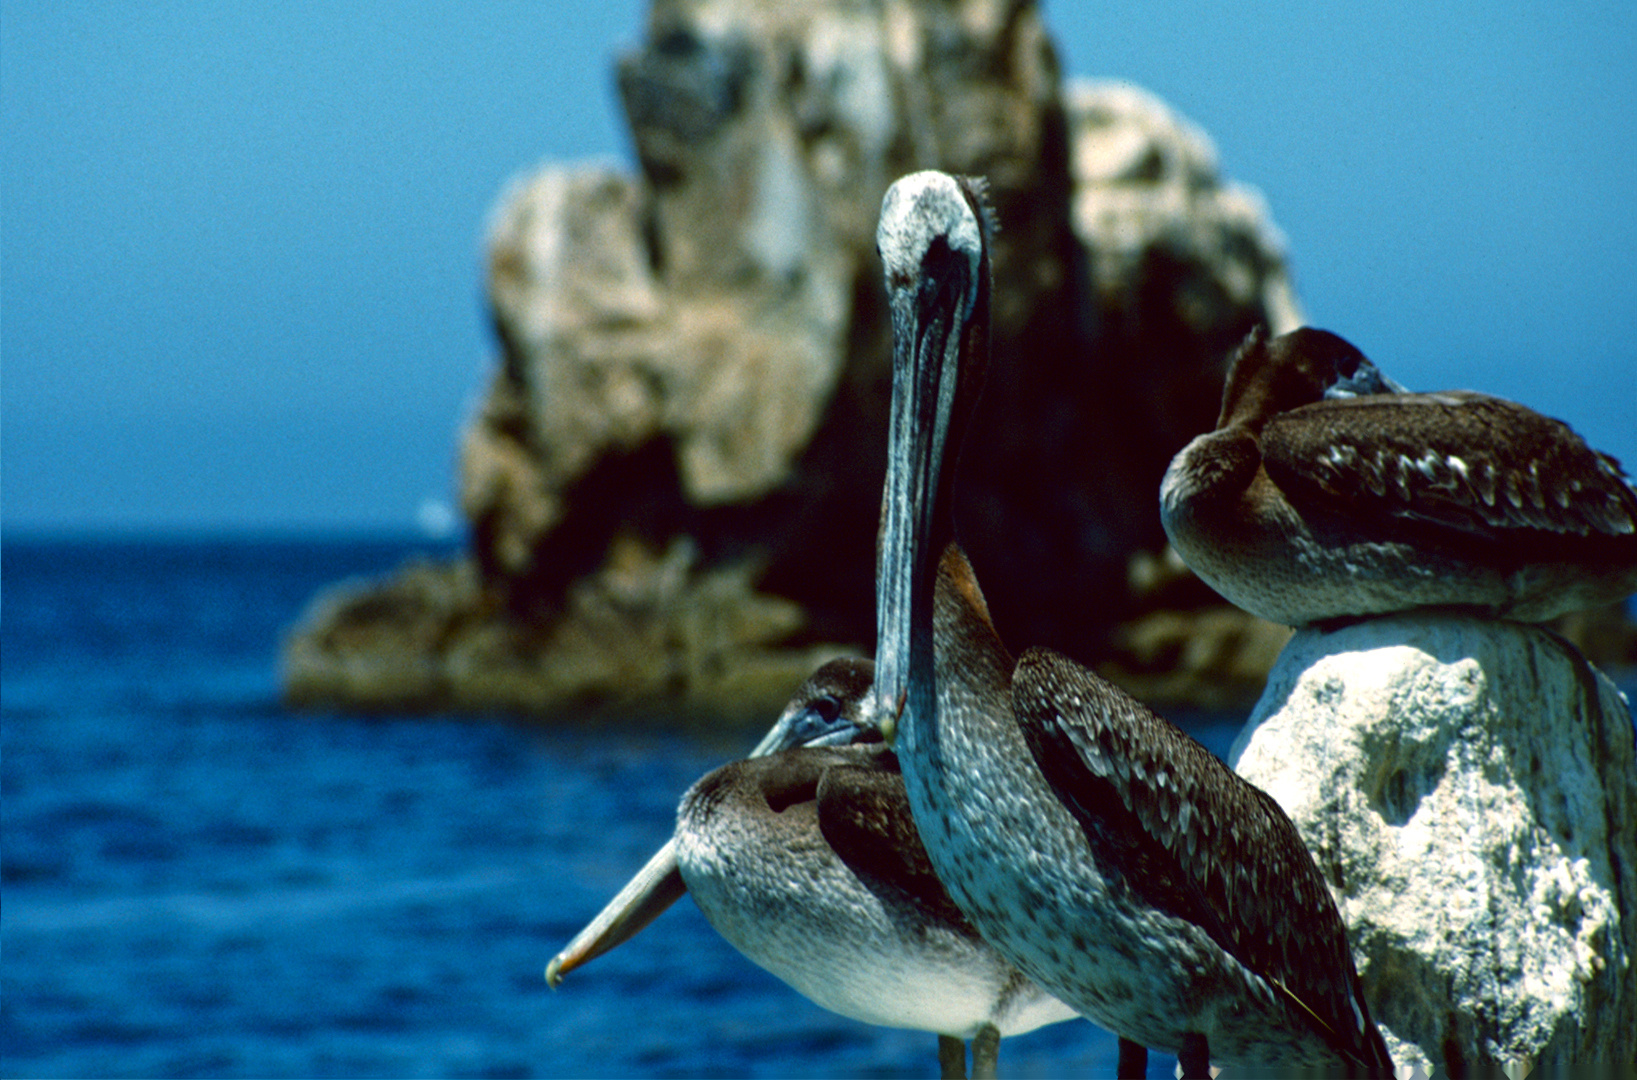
[[1230, 615, 1637, 1071], [285, 0, 1301, 718]]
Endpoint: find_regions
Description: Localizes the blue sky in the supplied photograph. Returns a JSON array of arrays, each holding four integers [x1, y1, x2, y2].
[[4, 3, 1634, 534]]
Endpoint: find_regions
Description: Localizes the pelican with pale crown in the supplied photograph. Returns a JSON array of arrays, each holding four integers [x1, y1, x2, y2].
[[868, 169, 1394, 1078]]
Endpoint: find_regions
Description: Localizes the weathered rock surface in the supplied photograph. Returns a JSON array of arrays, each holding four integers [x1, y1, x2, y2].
[[285, 0, 1304, 718], [1230, 615, 1637, 1072], [284, 538, 848, 719]]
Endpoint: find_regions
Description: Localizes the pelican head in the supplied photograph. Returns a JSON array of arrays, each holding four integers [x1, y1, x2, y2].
[[1218, 325, 1407, 431], [746, 657, 880, 757], [870, 171, 994, 746]]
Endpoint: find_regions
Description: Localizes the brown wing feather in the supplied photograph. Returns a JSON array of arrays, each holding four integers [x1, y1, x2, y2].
[[1011, 647, 1389, 1070], [814, 746, 976, 932], [1262, 392, 1637, 542]]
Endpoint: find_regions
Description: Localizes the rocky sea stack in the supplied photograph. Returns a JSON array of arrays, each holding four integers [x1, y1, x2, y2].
[[283, 0, 1305, 719]]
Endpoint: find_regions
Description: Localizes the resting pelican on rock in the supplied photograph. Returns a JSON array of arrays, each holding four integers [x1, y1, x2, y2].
[[1160, 324, 1637, 626], [546, 658, 1078, 1080], [870, 170, 1394, 1077]]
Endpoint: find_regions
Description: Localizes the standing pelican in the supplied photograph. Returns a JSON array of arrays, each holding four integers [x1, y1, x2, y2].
[[869, 170, 1394, 1077], [1160, 324, 1637, 626], [547, 658, 1079, 1079]]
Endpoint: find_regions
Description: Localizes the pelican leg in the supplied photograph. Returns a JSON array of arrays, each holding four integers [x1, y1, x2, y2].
[[970, 1023, 1000, 1080], [937, 1034, 967, 1080], [1177, 1033, 1210, 1079], [1117, 1037, 1148, 1078]]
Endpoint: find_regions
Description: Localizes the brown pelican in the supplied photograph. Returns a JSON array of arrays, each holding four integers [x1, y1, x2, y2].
[[1161, 324, 1637, 626], [546, 658, 1079, 1080], [869, 170, 1394, 1077]]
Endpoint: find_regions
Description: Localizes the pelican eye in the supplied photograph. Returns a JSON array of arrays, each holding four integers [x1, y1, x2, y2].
[[783, 692, 853, 748]]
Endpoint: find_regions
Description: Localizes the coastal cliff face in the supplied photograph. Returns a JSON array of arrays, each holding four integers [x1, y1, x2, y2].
[[284, 0, 1301, 718], [1231, 615, 1637, 1072]]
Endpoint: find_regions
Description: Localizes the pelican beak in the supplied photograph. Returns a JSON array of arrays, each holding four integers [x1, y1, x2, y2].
[[745, 692, 859, 758], [1324, 358, 1408, 399], [877, 292, 929, 749], [871, 302, 940, 755], [870, 171, 981, 753], [876, 687, 907, 748], [545, 838, 687, 988]]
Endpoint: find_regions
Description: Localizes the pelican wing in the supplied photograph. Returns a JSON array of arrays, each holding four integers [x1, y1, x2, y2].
[[1011, 647, 1388, 1069], [1262, 392, 1637, 543], [813, 747, 974, 932]]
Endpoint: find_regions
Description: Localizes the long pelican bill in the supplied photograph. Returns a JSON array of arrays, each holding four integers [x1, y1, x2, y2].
[[872, 172, 984, 746], [545, 838, 686, 987]]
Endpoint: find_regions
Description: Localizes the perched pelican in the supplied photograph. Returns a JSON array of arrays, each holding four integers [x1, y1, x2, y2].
[[546, 658, 1079, 1080], [869, 170, 1394, 1077], [1160, 324, 1637, 626]]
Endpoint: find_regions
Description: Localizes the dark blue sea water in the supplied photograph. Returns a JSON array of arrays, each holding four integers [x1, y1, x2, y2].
[[0, 537, 1313, 1077]]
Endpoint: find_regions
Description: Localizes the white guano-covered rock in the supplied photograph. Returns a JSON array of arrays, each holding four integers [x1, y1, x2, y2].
[[1230, 614, 1636, 1072]]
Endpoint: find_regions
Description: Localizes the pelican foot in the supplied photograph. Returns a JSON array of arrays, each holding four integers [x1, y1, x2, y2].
[[938, 1034, 967, 1080], [971, 1024, 1000, 1080], [1177, 1032, 1210, 1079], [1117, 1037, 1148, 1078]]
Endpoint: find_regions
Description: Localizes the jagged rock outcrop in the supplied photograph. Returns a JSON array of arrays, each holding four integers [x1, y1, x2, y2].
[[1230, 615, 1637, 1072], [285, 0, 1303, 718]]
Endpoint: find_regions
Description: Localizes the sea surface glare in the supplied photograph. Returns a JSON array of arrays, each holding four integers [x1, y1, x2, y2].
[[5, 536, 1290, 1077]]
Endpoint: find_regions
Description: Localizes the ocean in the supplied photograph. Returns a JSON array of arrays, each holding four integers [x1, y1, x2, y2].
[[13, 538, 1625, 1078], [4, 536, 1160, 1078]]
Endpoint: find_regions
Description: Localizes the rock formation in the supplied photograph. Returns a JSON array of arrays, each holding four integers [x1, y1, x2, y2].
[[285, 0, 1304, 719], [1230, 614, 1637, 1072]]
